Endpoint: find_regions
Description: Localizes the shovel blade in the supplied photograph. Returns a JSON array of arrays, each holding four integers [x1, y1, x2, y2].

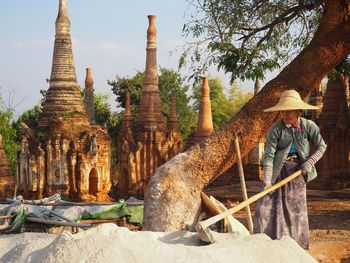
[[196, 221, 214, 243]]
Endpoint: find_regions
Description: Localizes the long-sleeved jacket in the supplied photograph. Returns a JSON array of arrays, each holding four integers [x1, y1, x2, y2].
[[263, 117, 327, 183]]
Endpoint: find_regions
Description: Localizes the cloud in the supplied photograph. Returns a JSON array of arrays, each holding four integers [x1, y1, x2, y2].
[[10, 40, 24, 48], [30, 37, 54, 47], [97, 41, 121, 50], [96, 41, 142, 57], [74, 40, 143, 59], [9, 37, 54, 49]]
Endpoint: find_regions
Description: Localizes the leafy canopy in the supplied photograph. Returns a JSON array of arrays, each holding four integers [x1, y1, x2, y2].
[[108, 67, 197, 139], [93, 92, 113, 126], [181, 0, 322, 82], [0, 92, 20, 175]]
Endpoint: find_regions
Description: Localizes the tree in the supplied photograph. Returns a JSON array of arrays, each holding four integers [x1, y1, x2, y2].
[[181, 0, 322, 81], [0, 95, 19, 175], [93, 92, 113, 126], [108, 72, 144, 120], [192, 77, 252, 129], [143, 0, 350, 231], [108, 67, 197, 139], [158, 68, 197, 138], [228, 82, 254, 116], [12, 105, 42, 141]]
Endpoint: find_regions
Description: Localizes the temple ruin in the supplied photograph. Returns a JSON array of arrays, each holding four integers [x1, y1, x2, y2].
[[314, 75, 350, 189], [17, 0, 112, 201], [117, 16, 182, 198]]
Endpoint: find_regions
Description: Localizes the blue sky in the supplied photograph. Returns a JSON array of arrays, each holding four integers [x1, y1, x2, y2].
[[0, 0, 264, 118]]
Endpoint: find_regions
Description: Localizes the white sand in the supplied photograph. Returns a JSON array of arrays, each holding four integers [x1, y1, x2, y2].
[[0, 223, 317, 263]]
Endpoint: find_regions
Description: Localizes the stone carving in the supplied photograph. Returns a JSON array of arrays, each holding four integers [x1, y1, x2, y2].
[[117, 16, 182, 198], [17, 0, 111, 201]]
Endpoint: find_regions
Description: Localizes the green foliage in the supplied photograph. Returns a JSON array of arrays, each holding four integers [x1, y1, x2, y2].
[[108, 72, 144, 121], [0, 95, 19, 175], [12, 105, 42, 141], [158, 68, 197, 138], [108, 68, 197, 139], [91, 92, 123, 168], [228, 82, 254, 116], [182, 0, 323, 81], [93, 92, 113, 126], [192, 77, 252, 129]]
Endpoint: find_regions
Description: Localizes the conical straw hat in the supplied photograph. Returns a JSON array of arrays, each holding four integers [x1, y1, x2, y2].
[[263, 89, 320, 112]]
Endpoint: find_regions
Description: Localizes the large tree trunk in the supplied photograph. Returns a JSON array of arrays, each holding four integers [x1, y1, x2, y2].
[[143, 0, 350, 231]]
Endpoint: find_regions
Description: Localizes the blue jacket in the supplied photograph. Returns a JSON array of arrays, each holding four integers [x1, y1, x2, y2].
[[263, 117, 327, 183]]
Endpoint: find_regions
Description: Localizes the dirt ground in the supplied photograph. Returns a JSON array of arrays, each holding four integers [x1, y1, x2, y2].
[[204, 181, 350, 263]]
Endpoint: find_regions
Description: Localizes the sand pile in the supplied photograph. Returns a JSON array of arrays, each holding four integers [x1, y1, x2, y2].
[[0, 223, 317, 263]]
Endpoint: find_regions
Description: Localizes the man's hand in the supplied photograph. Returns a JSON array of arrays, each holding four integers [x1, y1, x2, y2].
[[301, 150, 324, 175], [301, 161, 312, 175]]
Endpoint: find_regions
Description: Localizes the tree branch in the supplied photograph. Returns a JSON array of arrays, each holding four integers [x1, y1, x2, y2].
[[239, 1, 321, 41]]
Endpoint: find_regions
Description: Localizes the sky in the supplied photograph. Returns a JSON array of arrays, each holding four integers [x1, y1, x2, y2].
[[0, 0, 268, 119]]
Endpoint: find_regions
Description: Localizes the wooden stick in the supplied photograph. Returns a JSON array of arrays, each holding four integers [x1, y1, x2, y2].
[[234, 135, 254, 234], [198, 170, 302, 232], [0, 215, 11, 219], [39, 202, 118, 206], [79, 219, 119, 224], [38, 207, 90, 230], [0, 224, 9, 231], [0, 201, 119, 206], [26, 217, 91, 228]]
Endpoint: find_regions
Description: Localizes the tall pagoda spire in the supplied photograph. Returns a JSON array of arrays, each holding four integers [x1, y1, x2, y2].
[[38, 0, 87, 128], [136, 15, 165, 131], [84, 68, 96, 124], [195, 77, 214, 142]]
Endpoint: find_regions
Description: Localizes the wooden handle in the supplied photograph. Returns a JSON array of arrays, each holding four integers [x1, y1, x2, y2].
[[234, 136, 254, 234], [26, 217, 91, 228], [0, 224, 10, 231], [200, 170, 302, 229]]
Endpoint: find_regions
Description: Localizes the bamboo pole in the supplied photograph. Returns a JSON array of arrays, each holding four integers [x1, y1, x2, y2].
[[234, 135, 254, 234], [26, 217, 91, 228]]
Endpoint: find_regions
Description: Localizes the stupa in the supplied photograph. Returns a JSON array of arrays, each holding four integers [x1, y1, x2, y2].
[[17, 0, 111, 201], [117, 16, 182, 198]]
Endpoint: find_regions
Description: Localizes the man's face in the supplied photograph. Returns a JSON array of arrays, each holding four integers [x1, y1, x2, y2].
[[280, 110, 300, 124]]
